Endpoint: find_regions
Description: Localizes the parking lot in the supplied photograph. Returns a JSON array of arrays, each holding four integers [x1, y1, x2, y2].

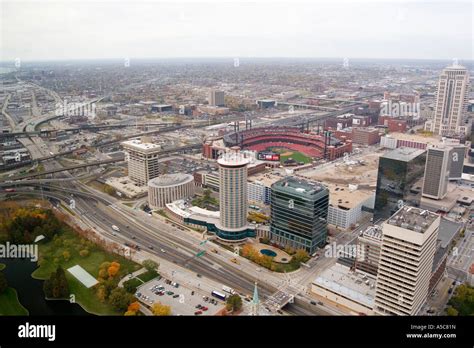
[[136, 277, 225, 316]]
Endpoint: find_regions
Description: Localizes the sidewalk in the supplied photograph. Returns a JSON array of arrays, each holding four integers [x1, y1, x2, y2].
[[118, 267, 147, 287]]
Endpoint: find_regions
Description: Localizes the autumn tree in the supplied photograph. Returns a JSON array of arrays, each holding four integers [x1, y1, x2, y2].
[[107, 262, 121, 278], [151, 301, 171, 316], [128, 301, 140, 313], [96, 285, 107, 303]]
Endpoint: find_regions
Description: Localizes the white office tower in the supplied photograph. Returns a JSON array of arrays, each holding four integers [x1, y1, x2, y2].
[[217, 147, 250, 231], [425, 64, 470, 136], [374, 206, 440, 316], [209, 90, 225, 107], [422, 146, 451, 200], [122, 139, 161, 186]]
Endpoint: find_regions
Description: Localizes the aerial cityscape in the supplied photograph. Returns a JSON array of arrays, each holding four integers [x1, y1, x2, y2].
[[0, 0, 472, 345]]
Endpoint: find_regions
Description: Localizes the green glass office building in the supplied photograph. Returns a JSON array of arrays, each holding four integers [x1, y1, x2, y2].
[[374, 147, 426, 221], [270, 177, 329, 254]]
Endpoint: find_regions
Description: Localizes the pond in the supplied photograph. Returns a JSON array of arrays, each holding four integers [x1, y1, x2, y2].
[[0, 257, 91, 316], [260, 249, 277, 258]]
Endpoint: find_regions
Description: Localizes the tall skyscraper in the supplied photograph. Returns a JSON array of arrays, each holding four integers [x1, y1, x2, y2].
[[374, 147, 427, 220], [122, 139, 161, 186], [209, 90, 225, 107], [374, 206, 440, 316], [422, 146, 451, 200], [270, 177, 329, 254], [448, 144, 466, 180], [217, 147, 249, 233], [425, 64, 470, 136]]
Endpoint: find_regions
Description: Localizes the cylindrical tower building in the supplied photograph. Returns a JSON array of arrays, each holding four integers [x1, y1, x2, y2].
[[148, 173, 195, 209], [217, 147, 250, 231]]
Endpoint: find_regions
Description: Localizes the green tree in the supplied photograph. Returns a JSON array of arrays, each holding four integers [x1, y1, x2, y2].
[[109, 287, 135, 311], [448, 284, 474, 315], [293, 249, 310, 263], [62, 250, 71, 261], [0, 272, 8, 294], [446, 306, 459, 316], [226, 294, 243, 312], [123, 279, 138, 294], [43, 266, 69, 299], [142, 259, 159, 272]]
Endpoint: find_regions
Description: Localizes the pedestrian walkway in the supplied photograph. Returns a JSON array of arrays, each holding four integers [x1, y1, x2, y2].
[[118, 267, 147, 287]]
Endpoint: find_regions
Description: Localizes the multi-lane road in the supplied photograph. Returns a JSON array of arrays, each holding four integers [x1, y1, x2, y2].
[[6, 178, 332, 315]]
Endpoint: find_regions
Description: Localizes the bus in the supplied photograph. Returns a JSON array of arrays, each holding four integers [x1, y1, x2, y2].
[[211, 290, 227, 301]]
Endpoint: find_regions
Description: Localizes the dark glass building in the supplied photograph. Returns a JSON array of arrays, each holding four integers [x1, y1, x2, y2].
[[270, 177, 329, 254], [374, 147, 426, 220]]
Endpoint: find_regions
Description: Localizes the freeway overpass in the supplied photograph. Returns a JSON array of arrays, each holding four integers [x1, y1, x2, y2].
[[0, 122, 183, 138], [5, 158, 124, 180], [1, 143, 201, 181]]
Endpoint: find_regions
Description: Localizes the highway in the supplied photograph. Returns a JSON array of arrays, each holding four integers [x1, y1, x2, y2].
[[8, 185, 279, 297], [5, 181, 330, 315], [0, 80, 349, 315]]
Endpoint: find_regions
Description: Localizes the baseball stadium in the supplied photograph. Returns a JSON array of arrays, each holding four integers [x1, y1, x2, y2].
[[203, 126, 352, 163]]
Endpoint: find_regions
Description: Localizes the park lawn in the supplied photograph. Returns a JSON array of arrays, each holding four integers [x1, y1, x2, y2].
[[0, 288, 29, 315], [137, 270, 159, 283], [32, 229, 140, 315], [280, 151, 312, 164], [273, 262, 300, 273]]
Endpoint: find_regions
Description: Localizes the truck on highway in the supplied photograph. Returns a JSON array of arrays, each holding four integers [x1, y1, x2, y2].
[[112, 225, 120, 232], [222, 286, 236, 295]]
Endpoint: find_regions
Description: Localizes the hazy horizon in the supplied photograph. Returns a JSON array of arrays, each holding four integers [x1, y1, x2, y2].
[[1, 0, 473, 61]]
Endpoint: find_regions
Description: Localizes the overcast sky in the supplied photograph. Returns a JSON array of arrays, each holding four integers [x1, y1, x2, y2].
[[1, 0, 472, 61]]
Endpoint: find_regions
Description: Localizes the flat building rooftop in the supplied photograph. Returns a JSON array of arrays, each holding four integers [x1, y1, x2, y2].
[[381, 147, 425, 162], [387, 206, 438, 234], [272, 177, 327, 197]]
